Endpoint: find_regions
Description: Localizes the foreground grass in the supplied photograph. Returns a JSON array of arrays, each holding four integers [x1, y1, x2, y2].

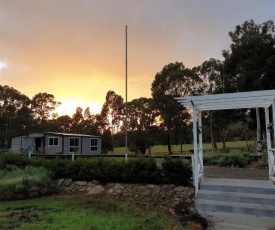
[[0, 195, 176, 230]]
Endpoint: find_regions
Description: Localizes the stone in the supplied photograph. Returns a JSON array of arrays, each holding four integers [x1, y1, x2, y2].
[[63, 178, 73, 186], [175, 192, 185, 198], [114, 183, 123, 189], [161, 184, 175, 191], [57, 178, 65, 187], [147, 184, 155, 189], [169, 208, 176, 216], [73, 181, 87, 186], [108, 188, 114, 194], [88, 185, 105, 195], [79, 186, 87, 192], [174, 186, 185, 192], [92, 180, 100, 185], [122, 191, 134, 197], [86, 186, 93, 192]]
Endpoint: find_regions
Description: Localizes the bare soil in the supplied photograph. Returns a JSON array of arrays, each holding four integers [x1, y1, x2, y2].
[[204, 165, 269, 180]]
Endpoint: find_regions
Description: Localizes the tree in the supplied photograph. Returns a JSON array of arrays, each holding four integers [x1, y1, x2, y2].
[[54, 115, 72, 133], [71, 107, 84, 133], [122, 97, 159, 154], [223, 20, 275, 147], [101, 129, 113, 154], [0, 85, 32, 146], [101, 91, 124, 150], [101, 90, 124, 132], [151, 62, 204, 153], [32, 92, 61, 123]]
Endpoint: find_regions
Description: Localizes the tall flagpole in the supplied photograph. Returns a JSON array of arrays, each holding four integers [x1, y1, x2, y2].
[[125, 25, 128, 161]]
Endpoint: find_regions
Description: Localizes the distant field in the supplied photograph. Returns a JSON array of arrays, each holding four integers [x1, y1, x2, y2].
[[109, 141, 255, 155]]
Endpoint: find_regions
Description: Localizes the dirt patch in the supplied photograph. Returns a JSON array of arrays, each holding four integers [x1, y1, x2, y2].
[[9, 211, 40, 223], [204, 166, 269, 180]]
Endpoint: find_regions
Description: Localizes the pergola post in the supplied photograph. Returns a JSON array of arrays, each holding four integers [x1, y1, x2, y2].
[[272, 102, 275, 181], [192, 108, 199, 194], [198, 110, 204, 178], [272, 101, 275, 147], [265, 106, 272, 176]]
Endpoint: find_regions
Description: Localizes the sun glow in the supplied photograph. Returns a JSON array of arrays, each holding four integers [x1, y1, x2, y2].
[[55, 99, 103, 117], [0, 61, 7, 70]]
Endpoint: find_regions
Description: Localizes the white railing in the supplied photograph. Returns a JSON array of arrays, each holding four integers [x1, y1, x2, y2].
[[191, 148, 204, 196], [198, 148, 204, 179]]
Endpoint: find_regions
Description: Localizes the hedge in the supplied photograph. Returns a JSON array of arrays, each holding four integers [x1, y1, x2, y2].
[[0, 153, 192, 186]]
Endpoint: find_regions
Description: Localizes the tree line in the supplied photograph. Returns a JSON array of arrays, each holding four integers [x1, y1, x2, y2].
[[1, 20, 275, 154]]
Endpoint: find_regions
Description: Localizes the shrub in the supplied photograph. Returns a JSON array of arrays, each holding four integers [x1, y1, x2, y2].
[[258, 152, 268, 169], [122, 157, 161, 184], [0, 165, 56, 200], [0, 153, 31, 168], [162, 157, 192, 185]]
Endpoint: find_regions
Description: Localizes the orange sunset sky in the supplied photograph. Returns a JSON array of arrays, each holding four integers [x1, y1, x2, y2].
[[0, 0, 275, 116]]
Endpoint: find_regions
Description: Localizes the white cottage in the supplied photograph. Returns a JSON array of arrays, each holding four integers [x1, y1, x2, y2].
[[10, 132, 101, 155]]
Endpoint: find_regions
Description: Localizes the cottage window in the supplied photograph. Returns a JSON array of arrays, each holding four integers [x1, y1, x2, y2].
[[91, 138, 98, 151], [70, 138, 79, 153], [49, 137, 59, 146]]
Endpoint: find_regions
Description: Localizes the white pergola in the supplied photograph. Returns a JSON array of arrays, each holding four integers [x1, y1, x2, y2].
[[175, 90, 275, 195]]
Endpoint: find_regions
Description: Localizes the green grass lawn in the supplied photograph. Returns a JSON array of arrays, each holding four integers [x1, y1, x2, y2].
[[0, 195, 176, 230], [110, 141, 255, 155]]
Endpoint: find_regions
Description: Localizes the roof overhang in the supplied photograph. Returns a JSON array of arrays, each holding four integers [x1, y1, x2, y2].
[[175, 90, 275, 111]]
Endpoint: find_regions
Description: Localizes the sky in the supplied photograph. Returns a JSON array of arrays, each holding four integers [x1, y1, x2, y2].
[[0, 0, 275, 116]]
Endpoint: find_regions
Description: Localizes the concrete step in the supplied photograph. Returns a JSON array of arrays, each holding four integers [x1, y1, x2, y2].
[[201, 211, 275, 230], [197, 190, 275, 206], [200, 183, 275, 195], [196, 178, 275, 218], [196, 199, 275, 217]]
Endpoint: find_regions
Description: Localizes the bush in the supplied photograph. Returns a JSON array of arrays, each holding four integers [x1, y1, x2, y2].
[[0, 153, 31, 168], [122, 157, 161, 184], [0, 165, 57, 201], [162, 157, 192, 185]]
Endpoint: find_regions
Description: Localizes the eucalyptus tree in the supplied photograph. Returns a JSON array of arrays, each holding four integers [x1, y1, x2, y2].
[[151, 62, 205, 153], [32, 92, 61, 125], [101, 90, 124, 132], [122, 97, 159, 154], [0, 85, 32, 146], [223, 20, 275, 147], [71, 107, 84, 133]]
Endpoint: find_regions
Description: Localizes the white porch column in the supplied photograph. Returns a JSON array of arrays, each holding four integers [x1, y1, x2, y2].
[[265, 106, 272, 176], [192, 108, 198, 194], [272, 101, 275, 147], [198, 110, 204, 178]]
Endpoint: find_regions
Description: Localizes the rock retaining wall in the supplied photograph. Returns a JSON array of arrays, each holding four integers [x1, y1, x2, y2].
[[57, 179, 195, 208]]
